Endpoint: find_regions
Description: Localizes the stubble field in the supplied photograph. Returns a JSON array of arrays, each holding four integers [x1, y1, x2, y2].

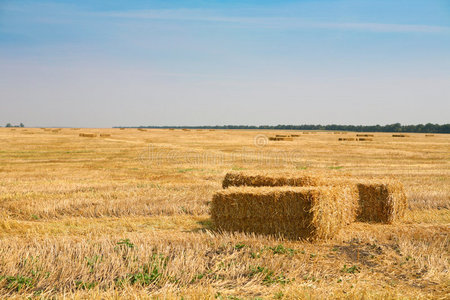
[[0, 128, 448, 299]]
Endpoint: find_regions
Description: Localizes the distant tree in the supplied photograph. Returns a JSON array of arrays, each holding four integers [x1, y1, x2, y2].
[[19, 123, 24, 127], [6, 123, 12, 127]]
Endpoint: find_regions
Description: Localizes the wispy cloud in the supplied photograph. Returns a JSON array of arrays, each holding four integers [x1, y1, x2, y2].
[[95, 9, 450, 33]]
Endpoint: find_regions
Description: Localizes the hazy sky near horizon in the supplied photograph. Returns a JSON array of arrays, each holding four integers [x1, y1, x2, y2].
[[1, 0, 449, 127]]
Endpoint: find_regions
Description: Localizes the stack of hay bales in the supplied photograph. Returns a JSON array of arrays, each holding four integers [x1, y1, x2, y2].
[[212, 171, 407, 239]]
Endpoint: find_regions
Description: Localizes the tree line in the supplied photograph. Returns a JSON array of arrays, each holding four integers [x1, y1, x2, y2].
[[118, 123, 450, 133]]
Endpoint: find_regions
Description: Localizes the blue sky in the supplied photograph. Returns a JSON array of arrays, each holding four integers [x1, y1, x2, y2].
[[0, 0, 449, 127]]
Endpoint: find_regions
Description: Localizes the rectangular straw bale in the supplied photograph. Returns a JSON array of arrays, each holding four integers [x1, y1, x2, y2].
[[392, 134, 408, 137], [211, 186, 353, 239], [79, 133, 96, 137], [222, 171, 327, 189], [356, 179, 407, 223], [356, 134, 374, 137], [221, 172, 405, 224], [339, 138, 355, 141], [357, 138, 373, 141], [99, 133, 111, 137]]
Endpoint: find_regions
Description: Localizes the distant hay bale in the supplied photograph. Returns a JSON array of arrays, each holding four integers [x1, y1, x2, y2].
[[169, 128, 175, 131], [79, 133, 96, 138], [275, 134, 287, 137], [52, 129, 61, 133], [119, 128, 125, 130], [425, 134, 434, 137], [138, 128, 146, 131], [302, 132, 309, 134], [182, 129, 190, 131], [392, 134, 408, 137], [209, 129, 215, 131], [356, 134, 374, 137], [269, 137, 293, 141], [291, 134, 300, 137], [356, 180, 407, 223], [338, 138, 355, 141], [357, 138, 373, 141], [222, 171, 406, 224], [99, 133, 111, 137], [211, 186, 355, 240]]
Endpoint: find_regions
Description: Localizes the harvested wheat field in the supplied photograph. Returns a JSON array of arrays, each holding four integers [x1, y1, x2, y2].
[[0, 128, 449, 299]]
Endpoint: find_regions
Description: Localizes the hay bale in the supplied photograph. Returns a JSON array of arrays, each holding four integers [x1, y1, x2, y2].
[[276, 134, 287, 137], [169, 128, 175, 131], [291, 134, 300, 137], [79, 133, 96, 138], [211, 186, 355, 240], [222, 172, 406, 224], [182, 129, 190, 131], [357, 138, 373, 141], [119, 128, 125, 130], [222, 171, 327, 188], [269, 136, 293, 141], [356, 134, 374, 137], [138, 128, 146, 131], [392, 134, 408, 137], [99, 133, 111, 137], [356, 180, 407, 223], [338, 138, 355, 141], [425, 134, 434, 137]]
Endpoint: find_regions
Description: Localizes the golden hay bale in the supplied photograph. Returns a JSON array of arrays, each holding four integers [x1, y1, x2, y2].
[[138, 128, 146, 131], [356, 134, 374, 137], [209, 129, 215, 131], [182, 129, 190, 131], [79, 133, 96, 138], [119, 128, 125, 130], [338, 138, 355, 141], [99, 133, 111, 137], [222, 172, 406, 224], [291, 134, 300, 137], [168, 128, 175, 131], [302, 132, 309, 134], [211, 186, 354, 240], [392, 134, 408, 137], [222, 171, 326, 188], [52, 129, 61, 133], [269, 136, 293, 141], [356, 180, 407, 223], [357, 138, 373, 141], [275, 134, 287, 137], [425, 134, 434, 137]]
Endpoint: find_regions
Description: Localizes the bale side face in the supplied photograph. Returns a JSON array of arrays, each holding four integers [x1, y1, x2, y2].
[[211, 186, 352, 240], [356, 181, 407, 223]]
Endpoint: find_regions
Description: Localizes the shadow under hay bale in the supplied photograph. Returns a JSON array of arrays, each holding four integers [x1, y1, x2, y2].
[[211, 186, 355, 240]]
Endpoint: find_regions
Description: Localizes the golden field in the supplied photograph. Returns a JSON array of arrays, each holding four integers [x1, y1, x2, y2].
[[0, 127, 448, 299]]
